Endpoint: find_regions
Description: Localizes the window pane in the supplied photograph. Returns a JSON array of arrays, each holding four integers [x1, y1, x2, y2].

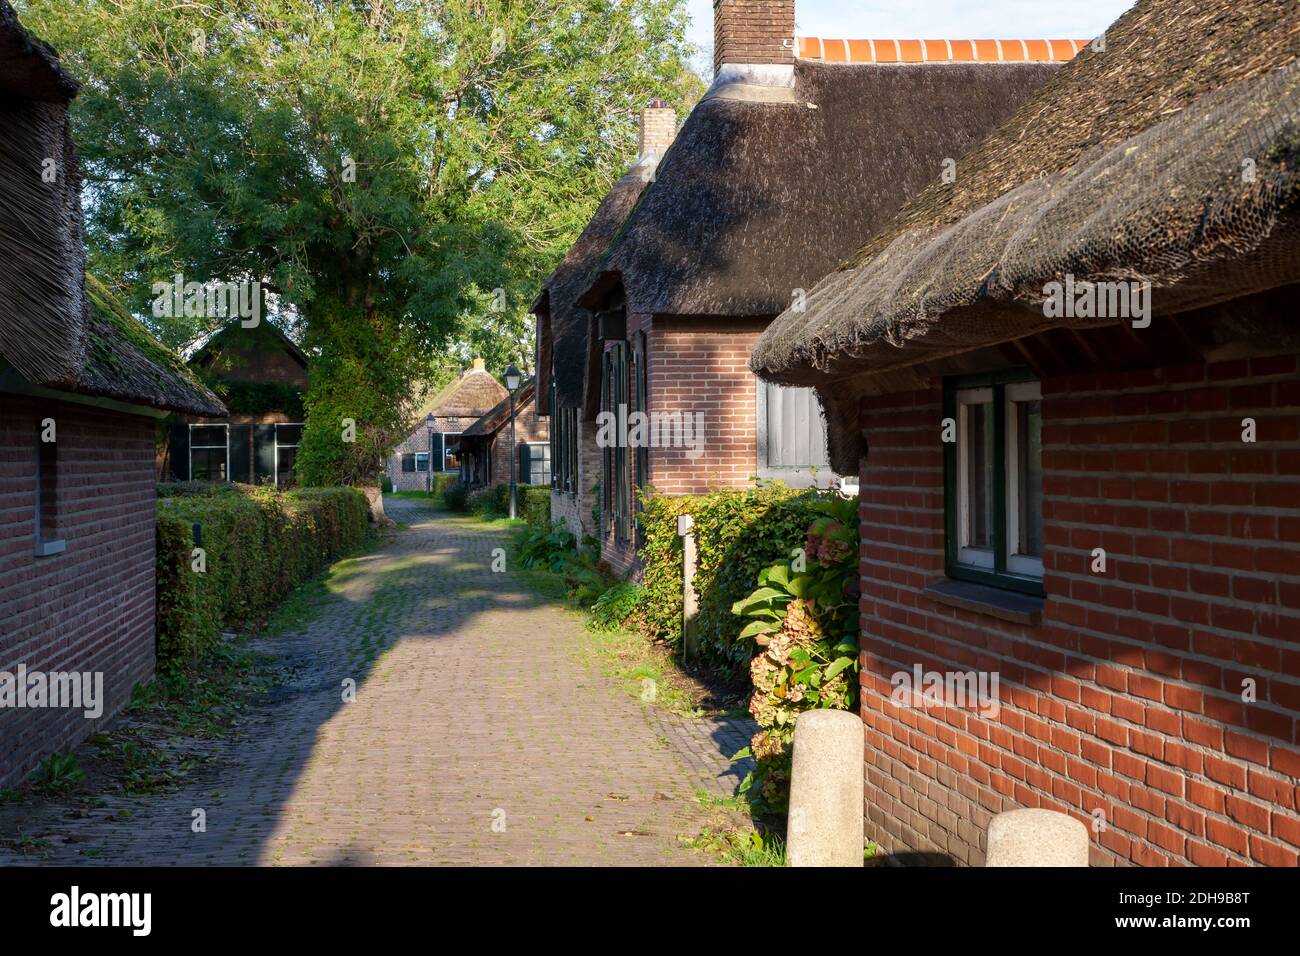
[[277, 446, 297, 487], [415, 452, 429, 472], [191, 425, 226, 447], [445, 436, 461, 471], [1017, 399, 1043, 557], [965, 402, 994, 550], [401, 454, 415, 473], [276, 424, 303, 446], [191, 447, 226, 481]]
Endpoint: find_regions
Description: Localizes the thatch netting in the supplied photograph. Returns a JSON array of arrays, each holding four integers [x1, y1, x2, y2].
[[535, 163, 654, 409], [752, 0, 1300, 395], [579, 60, 1060, 321]]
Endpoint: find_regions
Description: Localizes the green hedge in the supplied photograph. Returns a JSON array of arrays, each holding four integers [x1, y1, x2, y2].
[[156, 484, 369, 673], [639, 482, 839, 678], [521, 485, 551, 527], [468, 482, 509, 516]]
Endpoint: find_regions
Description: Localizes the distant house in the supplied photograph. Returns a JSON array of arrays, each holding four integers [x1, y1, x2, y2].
[[532, 102, 674, 544], [164, 320, 308, 485], [385, 358, 506, 491], [575, 0, 1074, 576], [752, 0, 1300, 867], [0, 2, 226, 787], [457, 378, 550, 490]]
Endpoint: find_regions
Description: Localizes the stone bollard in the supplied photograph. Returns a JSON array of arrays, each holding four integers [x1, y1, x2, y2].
[[986, 808, 1089, 866], [787, 710, 864, 867]]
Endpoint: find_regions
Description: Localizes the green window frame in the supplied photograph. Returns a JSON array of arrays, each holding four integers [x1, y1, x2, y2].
[[942, 368, 1045, 596]]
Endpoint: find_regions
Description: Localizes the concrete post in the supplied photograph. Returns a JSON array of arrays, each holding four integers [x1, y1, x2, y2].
[[677, 514, 699, 659], [986, 808, 1089, 866], [787, 709, 863, 866]]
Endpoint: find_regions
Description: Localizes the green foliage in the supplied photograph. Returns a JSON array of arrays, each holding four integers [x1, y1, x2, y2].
[[468, 482, 510, 517], [731, 495, 861, 816], [155, 484, 369, 673], [24, 0, 703, 481], [516, 521, 578, 573], [589, 582, 644, 632], [202, 378, 305, 420], [443, 480, 470, 512], [521, 485, 551, 528], [30, 752, 85, 794], [381, 474, 394, 493], [637, 481, 846, 677]]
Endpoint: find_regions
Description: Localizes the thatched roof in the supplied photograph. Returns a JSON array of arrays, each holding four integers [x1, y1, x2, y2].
[[0, 5, 224, 418], [534, 162, 655, 409], [0, 1, 78, 101], [752, 0, 1300, 409], [420, 362, 507, 420], [578, 59, 1062, 320], [184, 320, 310, 372], [461, 378, 536, 438], [74, 276, 227, 417]]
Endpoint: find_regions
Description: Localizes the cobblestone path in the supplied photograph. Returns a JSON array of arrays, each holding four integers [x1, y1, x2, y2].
[[0, 498, 752, 866]]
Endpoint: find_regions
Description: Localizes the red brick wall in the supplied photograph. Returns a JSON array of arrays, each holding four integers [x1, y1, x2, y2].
[[600, 316, 767, 578], [0, 395, 158, 788], [857, 355, 1300, 866], [487, 392, 548, 486], [713, 0, 795, 74]]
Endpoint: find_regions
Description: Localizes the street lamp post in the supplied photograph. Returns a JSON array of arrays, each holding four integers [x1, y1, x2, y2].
[[425, 412, 435, 496], [505, 363, 521, 519]]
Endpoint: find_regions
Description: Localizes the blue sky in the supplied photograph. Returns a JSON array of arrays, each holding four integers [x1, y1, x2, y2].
[[685, 0, 1138, 53]]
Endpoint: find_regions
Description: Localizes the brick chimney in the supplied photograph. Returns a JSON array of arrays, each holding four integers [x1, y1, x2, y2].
[[713, 0, 796, 87], [637, 99, 677, 163]]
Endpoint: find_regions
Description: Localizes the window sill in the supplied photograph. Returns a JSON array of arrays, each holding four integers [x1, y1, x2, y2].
[[922, 578, 1043, 626], [35, 539, 66, 558]]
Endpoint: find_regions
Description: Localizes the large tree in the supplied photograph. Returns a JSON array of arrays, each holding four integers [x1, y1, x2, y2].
[[22, 0, 700, 483]]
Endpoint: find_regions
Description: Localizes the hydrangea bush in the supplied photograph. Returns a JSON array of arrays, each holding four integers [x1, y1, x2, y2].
[[730, 496, 860, 814]]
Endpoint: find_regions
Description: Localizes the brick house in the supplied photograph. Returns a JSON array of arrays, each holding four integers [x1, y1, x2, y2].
[[385, 358, 506, 492], [576, 0, 1076, 577], [457, 379, 550, 489], [0, 2, 226, 788], [750, 0, 1300, 866], [163, 320, 309, 485], [533, 103, 676, 544]]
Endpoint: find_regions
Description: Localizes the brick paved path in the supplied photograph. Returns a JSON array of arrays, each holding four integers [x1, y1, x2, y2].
[[0, 499, 748, 866]]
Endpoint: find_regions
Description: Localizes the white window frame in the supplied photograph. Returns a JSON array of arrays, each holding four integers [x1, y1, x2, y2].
[[955, 387, 995, 570], [414, 452, 430, 473], [1005, 381, 1044, 579], [274, 422, 303, 487], [189, 423, 230, 482]]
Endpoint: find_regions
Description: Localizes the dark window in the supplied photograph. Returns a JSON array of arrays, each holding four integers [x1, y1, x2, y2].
[[401, 453, 416, 473], [189, 423, 228, 482], [443, 434, 461, 472], [275, 423, 301, 487], [604, 340, 633, 544], [943, 371, 1044, 594], [35, 422, 63, 556]]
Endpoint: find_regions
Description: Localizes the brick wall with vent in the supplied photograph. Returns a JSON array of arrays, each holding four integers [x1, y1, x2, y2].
[[856, 355, 1300, 866], [0, 395, 158, 788]]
